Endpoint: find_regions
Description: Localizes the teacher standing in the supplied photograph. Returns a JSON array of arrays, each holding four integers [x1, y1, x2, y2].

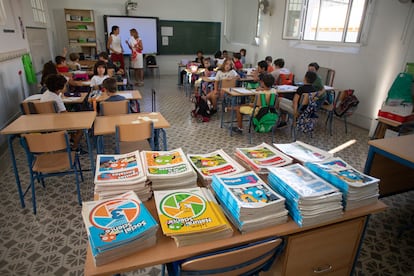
[[126, 28, 144, 86], [107, 25, 125, 71]]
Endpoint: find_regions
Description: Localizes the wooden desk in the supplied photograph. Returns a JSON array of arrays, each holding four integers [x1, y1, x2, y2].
[[84, 199, 386, 276], [0, 111, 96, 210], [94, 112, 170, 152], [23, 93, 89, 105], [92, 90, 142, 103], [364, 135, 414, 197], [372, 117, 414, 139]]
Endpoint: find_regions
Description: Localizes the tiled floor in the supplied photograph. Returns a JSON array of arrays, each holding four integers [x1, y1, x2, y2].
[[0, 75, 412, 275]]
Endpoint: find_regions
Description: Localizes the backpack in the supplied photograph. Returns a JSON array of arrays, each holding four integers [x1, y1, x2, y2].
[[334, 90, 359, 117], [191, 95, 211, 121], [252, 94, 279, 133], [296, 93, 319, 134]]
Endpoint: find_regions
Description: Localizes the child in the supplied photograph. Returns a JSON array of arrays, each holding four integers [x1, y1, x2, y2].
[[265, 56, 274, 73], [126, 28, 144, 86], [214, 50, 225, 67], [233, 52, 243, 71], [67, 52, 81, 71], [102, 77, 126, 102], [40, 74, 68, 113], [194, 57, 216, 96], [272, 58, 291, 84], [233, 73, 277, 133], [194, 50, 204, 64], [55, 56, 69, 73], [278, 71, 318, 127], [98, 51, 124, 76], [211, 58, 239, 112], [240, 48, 247, 65], [90, 61, 109, 90]]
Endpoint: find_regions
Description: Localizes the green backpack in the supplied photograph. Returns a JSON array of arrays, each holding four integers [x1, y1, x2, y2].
[[252, 94, 279, 133]]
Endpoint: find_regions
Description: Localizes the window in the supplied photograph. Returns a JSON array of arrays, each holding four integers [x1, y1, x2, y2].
[[31, 0, 46, 24], [283, 0, 369, 43]]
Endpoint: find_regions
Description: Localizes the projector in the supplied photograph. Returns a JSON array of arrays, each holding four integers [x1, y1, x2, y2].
[[125, 0, 138, 10]]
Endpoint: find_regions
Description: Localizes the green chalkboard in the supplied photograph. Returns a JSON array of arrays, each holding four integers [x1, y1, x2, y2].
[[159, 20, 221, 55]]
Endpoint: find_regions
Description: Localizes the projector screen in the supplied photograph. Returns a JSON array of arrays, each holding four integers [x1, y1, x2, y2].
[[104, 15, 159, 55]]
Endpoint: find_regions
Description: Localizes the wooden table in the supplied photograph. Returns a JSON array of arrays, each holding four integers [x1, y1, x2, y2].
[[0, 111, 96, 210], [364, 134, 414, 196], [84, 199, 386, 276], [372, 116, 414, 139], [23, 93, 89, 105], [89, 90, 142, 112], [93, 112, 170, 152]]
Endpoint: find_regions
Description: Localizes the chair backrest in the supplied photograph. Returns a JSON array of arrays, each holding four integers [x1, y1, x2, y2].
[[22, 131, 69, 153], [29, 101, 59, 114], [170, 237, 284, 276], [20, 101, 32, 114], [318, 67, 335, 86], [278, 73, 295, 85], [115, 121, 154, 153], [219, 78, 237, 89], [99, 100, 129, 116]]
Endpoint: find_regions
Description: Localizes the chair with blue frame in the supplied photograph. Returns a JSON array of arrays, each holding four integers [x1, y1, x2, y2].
[[21, 130, 83, 214], [115, 121, 155, 154], [165, 236, 285, 276]]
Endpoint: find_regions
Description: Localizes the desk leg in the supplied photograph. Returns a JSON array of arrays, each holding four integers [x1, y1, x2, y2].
[[350, 214, 370, 276], [8, 135, 25, 208], [229, 96, 237, 136], [84, 129, 95, 176], [363, 146, 375, 174], [154, 129, 168, 151]]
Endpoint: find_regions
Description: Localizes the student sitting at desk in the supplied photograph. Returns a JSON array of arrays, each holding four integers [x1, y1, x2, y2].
[[40, 74, 83, 151], [272, 58, 291, 84], [240, 48, 247, 65], [55, 55, 69, 73], [233, 52, 243, 71], [278, 71, 318, 128], [102, 77, 126, 102], [40, 61, 82, 93], [194, 57, 216, 96], [212, 58, 239, 112], [232, 73, 277, 134], [90, 61, 109, 90], [265, 56, 274, 73], [98, 52, 124, 77], [67, 52, 81, 71]]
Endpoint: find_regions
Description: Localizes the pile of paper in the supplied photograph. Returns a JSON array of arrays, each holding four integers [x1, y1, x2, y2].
[[154, 187, 233, 247], [94, 151, 152, 201], [82, 191, 158, 266], [141, 148, 198, 190], [211, 171, 288, 232], [305, 157, 379, 210], [268, 164, 343, 227]]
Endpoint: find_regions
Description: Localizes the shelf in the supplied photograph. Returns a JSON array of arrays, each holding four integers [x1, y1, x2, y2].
[[66, 20, 94, 23], [67, 29, 95, 32], [69, 43, 97, 47], [65, 8, 97, 56]]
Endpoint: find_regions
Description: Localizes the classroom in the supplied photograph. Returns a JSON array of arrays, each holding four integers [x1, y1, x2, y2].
[[0, 0, 413, 275]]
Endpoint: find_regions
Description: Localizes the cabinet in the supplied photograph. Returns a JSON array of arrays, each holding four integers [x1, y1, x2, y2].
[[64, 9, 97, 58], [280, 217, 366, 275]]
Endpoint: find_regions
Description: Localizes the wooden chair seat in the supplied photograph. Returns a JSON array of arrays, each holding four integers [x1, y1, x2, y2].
[[99, 100, 129, 116], [32, 152, 75, 173]]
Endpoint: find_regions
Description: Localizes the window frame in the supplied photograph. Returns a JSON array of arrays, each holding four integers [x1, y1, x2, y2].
[[282, 0, 371, 45]]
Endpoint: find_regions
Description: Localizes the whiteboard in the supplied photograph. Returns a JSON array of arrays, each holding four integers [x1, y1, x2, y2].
[[104, 16, 158, 55], [26, 27, 52, 74]]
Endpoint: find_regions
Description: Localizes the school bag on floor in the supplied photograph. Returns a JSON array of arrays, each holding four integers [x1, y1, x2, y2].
[[252, 93, 279, 132]]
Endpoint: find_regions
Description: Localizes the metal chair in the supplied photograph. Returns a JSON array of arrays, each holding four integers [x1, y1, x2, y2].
[[115, 121, 155, 154], [165, 236, 285, 276], [21, 130, 83, 214], [99, 100, 129, 116]]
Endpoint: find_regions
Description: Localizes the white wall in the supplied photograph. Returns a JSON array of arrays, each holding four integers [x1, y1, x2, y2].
[[223, 0, 414, 131]]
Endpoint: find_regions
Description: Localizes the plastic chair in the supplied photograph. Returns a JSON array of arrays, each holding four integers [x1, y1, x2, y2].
[[218, 78, 237, 111], [333, 89, 358, 134], [99, 100, 129, 116], [115, 121, 155, 154], [247, 92, 279, 144], [21, 131, 83, 214], [165, 236, 285, 276], [145, 55, 160, 79]]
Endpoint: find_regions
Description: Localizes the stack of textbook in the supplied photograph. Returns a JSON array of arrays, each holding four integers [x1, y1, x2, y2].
[[211, 171, 288, 233], [94, 151, 152, 201], [305, 157, 379, 210], [140, 148, 198, 190], [235, 143, 293, 174], [268, 164, 343, 227], [187, 149, 245, 186], [274, 141, 333, 164], [82, 191, 158, 266], [153, 187, 233, 247]]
